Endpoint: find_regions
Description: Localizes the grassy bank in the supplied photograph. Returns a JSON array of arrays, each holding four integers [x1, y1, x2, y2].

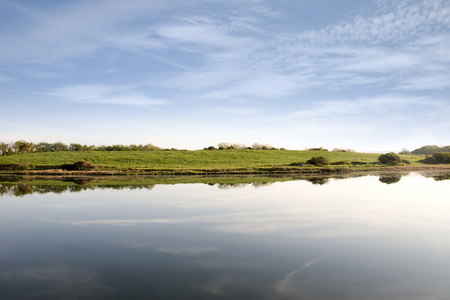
[[0, 149, 432, 175]]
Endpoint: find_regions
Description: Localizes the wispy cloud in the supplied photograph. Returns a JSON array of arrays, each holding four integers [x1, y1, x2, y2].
[[203, 106, 262, 116], [48, 84, 169, 107], [60, 211, 257, 227], [0, 0, 202, 63], [22, 69, 64, 79], [396, 74, 450, 90], [158, 0, 450, 99], [116, 241, 219, 256], [155, 21, 257, 50], [1, 0, 448, 148], [58, 207, 389, 236], [276, 252, 330, 296], [0, 265, 116, 298], [3, 0, 448, 93], [200, 275, 235, 296], [203, 74, 306, 99], [297, 0, 450, 45], [284, 95, 438, 120], [0, 74, 11, 82]]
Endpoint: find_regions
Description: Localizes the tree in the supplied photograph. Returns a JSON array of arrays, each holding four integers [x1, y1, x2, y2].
[[14, 140, 34, 153], [49, 142, 68, 152], [399, 148, 410, 155], [252, 143, 275, 150], [35, 142, 51, 152], [0, 142, 9, 156], [69, 143, 84, 151]]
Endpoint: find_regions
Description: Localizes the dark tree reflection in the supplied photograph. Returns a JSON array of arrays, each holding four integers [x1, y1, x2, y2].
[[379, 175, 402, 184], [0, 183, 155, 197], [306, 177, 330, 185]]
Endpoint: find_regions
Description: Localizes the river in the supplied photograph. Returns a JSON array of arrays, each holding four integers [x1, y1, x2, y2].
[[0, 172, 449, 299]]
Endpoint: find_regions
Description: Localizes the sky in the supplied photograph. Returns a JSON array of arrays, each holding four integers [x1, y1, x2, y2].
[[0, 0, 449, 151]]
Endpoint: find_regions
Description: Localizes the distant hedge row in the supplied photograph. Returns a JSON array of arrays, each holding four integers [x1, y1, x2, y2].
[[0, 140, 162, 156]]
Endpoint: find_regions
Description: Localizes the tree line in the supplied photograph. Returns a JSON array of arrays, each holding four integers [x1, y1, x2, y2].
[[205, 143, 355, 152], [204, 142, 283, 150], [0, 140, 162, 156], [0, 183, 156, 197], [1, 140, 361, 156]]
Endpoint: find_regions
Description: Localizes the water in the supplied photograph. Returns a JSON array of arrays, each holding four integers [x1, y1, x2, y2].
[[0, 172, 449, 299]]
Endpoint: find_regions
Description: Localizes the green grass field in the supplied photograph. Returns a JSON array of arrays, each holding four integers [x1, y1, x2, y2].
[[0, 149, 426, 171]]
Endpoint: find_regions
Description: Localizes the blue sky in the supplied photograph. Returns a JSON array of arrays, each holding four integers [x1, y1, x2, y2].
[[1, 0, 449, 151]]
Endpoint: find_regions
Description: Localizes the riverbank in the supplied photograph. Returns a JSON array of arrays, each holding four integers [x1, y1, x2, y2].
[[1, 163, 449, 177], [1, 149, 448, 176]]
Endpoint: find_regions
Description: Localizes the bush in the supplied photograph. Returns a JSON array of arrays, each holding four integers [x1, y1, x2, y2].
[[378, 153, 401, 165], [422, 156, 437, 164], [330, 161, 351, 166], [217, 142, 247, 150], [308, 147, 328, 151], [69, 143, 84, 151], [62, 161, 95, 171], [306, 156, 329, 166], [432, 152, 450, 163], [252, 143, 275, 150]]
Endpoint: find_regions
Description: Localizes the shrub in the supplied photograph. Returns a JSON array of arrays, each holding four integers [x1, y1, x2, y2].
[[69, 143, 84, 151], [252, 143, 275, 150], [306, 156, 330, 166], [422, 156, 437, 164], [35, 142, 51, 152], [432, 152, 450, 163], [378, 153, 401, 165], [217, 142, 230, 150], [217, 142, 248, 150], [49, 142, 68, 152], [351, 161, 368, 165], [308, 147, 328, 151], [62, 161, 95, 171], [330, 161, 351, 166]]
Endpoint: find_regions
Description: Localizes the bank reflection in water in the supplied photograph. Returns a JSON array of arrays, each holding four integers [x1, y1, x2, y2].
[[0, 173, 449, 299], [1, 172, 448, 197]]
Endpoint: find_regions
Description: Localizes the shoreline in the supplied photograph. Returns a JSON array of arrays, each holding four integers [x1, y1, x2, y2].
[[1, 164, 449, 177]]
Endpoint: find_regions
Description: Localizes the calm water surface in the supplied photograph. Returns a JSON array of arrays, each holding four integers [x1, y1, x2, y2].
[[0, 173, 449, 299]]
